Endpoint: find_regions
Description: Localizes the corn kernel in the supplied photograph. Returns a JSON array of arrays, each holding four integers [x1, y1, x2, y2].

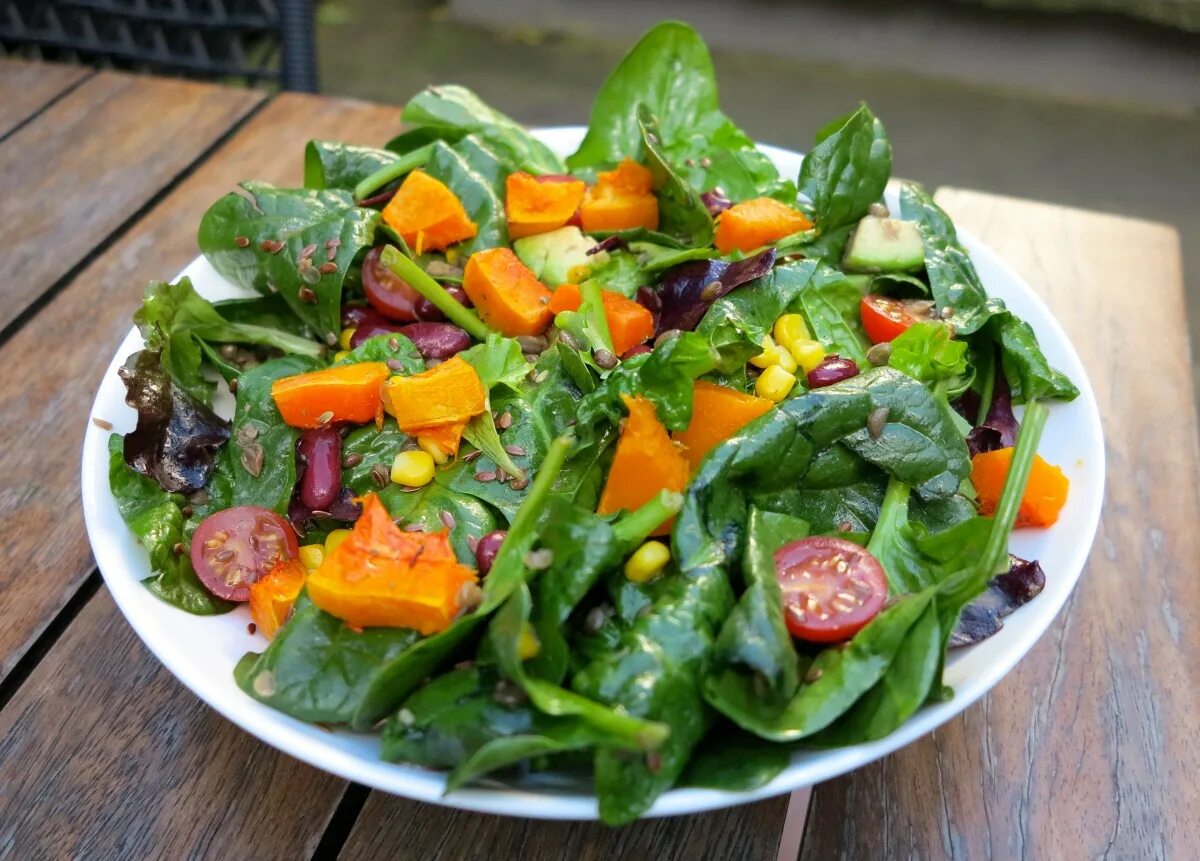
[[773, 343, 798, 373], [624, 540, 671, 584], [417, 434, 452, 465], [755, 364, 797, 402], [749, 335, 781, 369], [566, 263, 591, 283], [325, 529, 352, 555], [445, 247, 460, 265], [391, 449, 436, 487], [338, 327, 357, 351], [298, 544, 325, 571], [517, 621, 541, 660], [332, 350, 351, 363], [788, 339, 826, 374], [773, 313, 810, 348]]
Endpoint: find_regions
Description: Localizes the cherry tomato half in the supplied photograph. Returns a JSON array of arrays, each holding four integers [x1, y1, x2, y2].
[[775, 536, 888, 643], [191, 506, 299, 602], [362, 246, 426, 322], [859, 294, 935, 343]]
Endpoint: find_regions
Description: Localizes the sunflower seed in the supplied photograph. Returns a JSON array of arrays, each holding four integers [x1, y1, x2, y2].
[[386, 358, 406, 372], [342, 453, 363, 468], [240, 442, 264, 476], [867, 407, 890, 440], [699, 280, 723, 302], [497, 412, 513, 429], [474, 471, 496, 482], [463, 449, 483, 462], [594, 349, 618, 370], [503, 444, 526, 457], [91, 417, 113, 430], [371, 463, 390, 487], [517, 335, 548, 354]]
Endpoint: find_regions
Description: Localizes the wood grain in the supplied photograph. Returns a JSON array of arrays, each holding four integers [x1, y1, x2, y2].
[[0, 59, 91, 139], [801, 189, 1200, 859], [0, 71, 263, 333], [0, 93, 401, 684], [341, 792, 789, 861], [0, 588, 346, 859]]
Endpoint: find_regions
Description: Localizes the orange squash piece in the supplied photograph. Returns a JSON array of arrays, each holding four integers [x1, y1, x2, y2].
[[672, 381, 774, 472], [971, 447, 1069, 528], [381, 170, 478, 254], [548, 283, 655, 355], [505, 171, 586, 239], [271, 362, 389, 429], [461, 247, 554, 336], [307, 495, 477, 633], [597, 395, 689, 537], [415, 420, 467, 462], [249, 559, 307, 639], [579, 158, 659, 233], [381, 355, 486, 434], [713, 197, 813, 254]]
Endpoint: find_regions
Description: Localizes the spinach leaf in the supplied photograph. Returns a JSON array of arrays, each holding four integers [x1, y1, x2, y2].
[[798, 104, 891, 232], [704, 508, 806, 713], [697, 260, 819, 373], [401, 85, 564, 175], [135, 278, 323, 405], [568, 23, 790, 202], [988, 313, 1079, 403], [460, 334, 529, 392], [638, 105, 713, 246], [678, 726, 790, 791], [198, 182, 379, 341], [334, 333, 424, 373], [108, 435, 234, 615], [583, 251, 654, 299], [794, 265, 871, 364], [575, 331, 719, 436], [227, 355, 323, 514], [235, 592, 421, 722], [304, 141, 398, 192], [213, 294, 315, 338], [888, 321, 968, 385], [423, 138, 508, 255]]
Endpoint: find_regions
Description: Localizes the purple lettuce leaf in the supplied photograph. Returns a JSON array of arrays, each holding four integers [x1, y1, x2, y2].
[[119, 349, 230, 494], [950, 554, 1046, 647], [700, 188, 733, 216], [655, 249, 776, 335], [966, 366, 1019, 458]]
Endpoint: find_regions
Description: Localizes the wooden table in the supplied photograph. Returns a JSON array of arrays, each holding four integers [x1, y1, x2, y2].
[[0, 60, 1195, 860]]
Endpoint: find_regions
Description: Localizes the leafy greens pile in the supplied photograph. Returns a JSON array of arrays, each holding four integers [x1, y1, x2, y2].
[[106, 21, 1076, 824]]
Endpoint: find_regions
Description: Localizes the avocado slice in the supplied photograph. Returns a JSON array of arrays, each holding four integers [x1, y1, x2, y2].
[[513, 226, 596, 287], [843, 215, 925, 273]]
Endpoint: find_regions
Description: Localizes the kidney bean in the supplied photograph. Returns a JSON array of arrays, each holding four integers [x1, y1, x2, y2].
[[414, 285, 472, 321], [622, 344, 652, 359], [807, 354, 861, 389], [475, 530, 507, 575], [399, 322, 472, 360], [298, 427, 341, 511]]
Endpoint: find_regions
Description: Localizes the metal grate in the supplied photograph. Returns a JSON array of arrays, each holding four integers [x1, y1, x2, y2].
[[0, 0, 317, 90]]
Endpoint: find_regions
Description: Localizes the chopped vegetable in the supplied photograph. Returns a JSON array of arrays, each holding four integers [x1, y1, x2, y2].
[[381, 169, 478, 254], [860, 294, 936, 344], [597, 395, 689, 536], [971, 447, 1069, 527], [416, 421, 466, 463], [755, 364, 797, 402], [271, 362, 389, 429], [381, 355, 486, 433], [624, 539, 671, 583], [713, 198, 812, 254], [775, 536, 888, 642], [672, 380, 773, 471], [191, 506, 300, 602], [505, 171, 586, 239], [579, 158, 659, 232], [461, 247, 554, 336], [249, 559, 307, 639], [298, 544, 325, 571], [548, 283, 655, 355], [306, 495, 478, 633], [391, 449, 437, 487]]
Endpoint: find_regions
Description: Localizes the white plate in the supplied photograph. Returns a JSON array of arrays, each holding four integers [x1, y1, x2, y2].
[[81, 128, 1104, 820]]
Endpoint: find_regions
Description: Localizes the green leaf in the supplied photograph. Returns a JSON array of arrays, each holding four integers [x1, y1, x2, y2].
[[888, 321, 968, 385], [423, 138, 508, 256], [798, 104, 892, 233], [460, 334, 529, 392], [794, 265, 871, 365], [638, 105, 713, 246], [401, 85, 564, 175], [198, 182, 379, 341], [304, 141, 398, 191], [333, 333, 424, 373], [108, 435, 233, 615], [678, 727, 790, 791]]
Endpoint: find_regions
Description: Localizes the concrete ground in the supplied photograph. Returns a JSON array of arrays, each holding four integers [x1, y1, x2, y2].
[[315, 0, 1200, 396]]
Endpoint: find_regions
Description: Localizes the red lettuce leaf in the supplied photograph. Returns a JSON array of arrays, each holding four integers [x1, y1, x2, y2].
[[655, 249, 775, 335], [949, 554, 1045, 647]]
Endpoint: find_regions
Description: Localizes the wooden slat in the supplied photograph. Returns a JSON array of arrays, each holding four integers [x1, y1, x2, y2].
[[341, 793, 790, 861], [0, 588, 346, 859], [801, 190, 1200, 859], [0, 59, 91, 139], [0, 92, 401, 684], [0, 71, 263, 332]]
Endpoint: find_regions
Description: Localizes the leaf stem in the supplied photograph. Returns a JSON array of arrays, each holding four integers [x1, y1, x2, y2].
[[980, 399, 1048, 575], [379, 245, 491, 341], [611, 490, 683, 548], [578, 278, 614, 354], [866, 476, 911, 559], [353, 144, 435, 202]]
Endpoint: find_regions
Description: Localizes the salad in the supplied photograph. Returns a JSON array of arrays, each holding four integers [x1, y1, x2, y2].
[[105, 22, 1078, 824]]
